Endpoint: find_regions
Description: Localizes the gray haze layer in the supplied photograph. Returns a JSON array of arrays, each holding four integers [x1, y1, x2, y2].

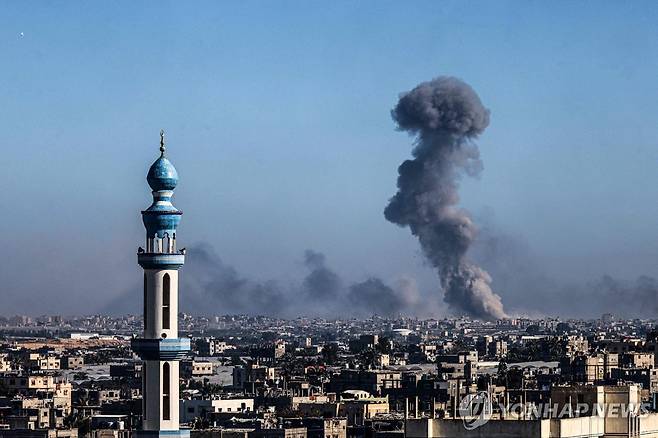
[[472, 220, 658, 319], [102, 245, 419, 318], [385, 76, 507, 320], [97, 237, 658, 319]]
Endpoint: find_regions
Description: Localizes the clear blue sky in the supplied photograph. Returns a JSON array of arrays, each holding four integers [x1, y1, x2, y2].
[[2, 1, 658, 316]]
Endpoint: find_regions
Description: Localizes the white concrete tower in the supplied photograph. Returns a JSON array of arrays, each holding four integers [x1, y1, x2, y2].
[[132, 131, 190, 438]]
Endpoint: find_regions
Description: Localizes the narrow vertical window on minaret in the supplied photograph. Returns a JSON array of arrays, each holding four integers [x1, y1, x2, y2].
[[142, 366, 147, 421], [162, 362, 170, 420], [143, 274, 148, 330], [162, 274, 170, 329]]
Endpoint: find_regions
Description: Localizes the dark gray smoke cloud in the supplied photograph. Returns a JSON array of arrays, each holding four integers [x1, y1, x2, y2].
[[101, 244, 289, 316], [300, 250, 416, 317], [385, 76, 506, 320], [102, 245, 419, 317], [302, 250, 343, 300], [100, 239, 655, 319], [180, 243, 289, 315], [348, 278, 404, 317]]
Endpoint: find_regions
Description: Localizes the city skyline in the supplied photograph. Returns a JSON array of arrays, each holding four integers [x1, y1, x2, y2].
[[3, 5, 658, 438]]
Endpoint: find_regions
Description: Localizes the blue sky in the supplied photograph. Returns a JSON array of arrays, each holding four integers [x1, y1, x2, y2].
[[2, 1, 658, 316]]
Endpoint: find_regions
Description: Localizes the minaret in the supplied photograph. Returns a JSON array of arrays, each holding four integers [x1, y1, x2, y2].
[[132, 131, 190, 438]]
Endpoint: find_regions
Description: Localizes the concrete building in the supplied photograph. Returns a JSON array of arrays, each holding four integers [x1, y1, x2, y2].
[[250, 429, 306, 438], [0, 429, 78, 438], [281, 418, 346, 438], [179, 399, 254, 423], [328, 370, 401, 396], [197, 339, 235, 357], [436, 352, 478, 384], [89, 415, 130, 438], [131, 132, 191, 438], [611, 368, 658, 392], [109, 362, 142, 379], [349, 335, 379, 354], [181, 361, 214, 379], [337, 392, 388, 427], [407, 411, 658, 437], [0, 376, 71, 399], [564, 336, 589, 357], [476, 337, 507, 360], [562, 354, 619, 384], [0, 355, 11, 372], [27, 356, 59, 372], [620, 352, 654, 369], [406, 417, 605, 438], [232, 364, 276, 390], [59, 357, 83, 371]]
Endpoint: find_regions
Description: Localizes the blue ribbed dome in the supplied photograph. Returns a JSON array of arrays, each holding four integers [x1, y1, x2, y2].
[[147, 156, 178, 191]]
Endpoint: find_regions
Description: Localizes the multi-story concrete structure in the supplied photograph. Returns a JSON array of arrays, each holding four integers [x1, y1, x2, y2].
[[406, 417, 605, 438], [232, 364, 277, 391], [562, 354, 619, 384], [476, 337, 507, 359], [181, 361, 213, 379], [405, 385, 652, 438], [338, 392, 389, 427], [197, 339, 234, 357], [0, 355, 11, 372], [0, 375, 71, 398], [436, 352, 478, 384], [131, 132, 190, 438], [60, 356, 84, 371], [620, 352, 654, 369], [328, 370, 402, 396], [28, 355, 60, 372], [179, 399, 254, 423]]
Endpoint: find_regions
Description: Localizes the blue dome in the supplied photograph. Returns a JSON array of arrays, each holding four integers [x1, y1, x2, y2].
[[147, 156, 178, 191]]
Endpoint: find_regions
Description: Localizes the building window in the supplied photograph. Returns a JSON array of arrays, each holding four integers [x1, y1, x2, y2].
[[162, 274, 170, 329], [163, 362, 171, 420], [143, 274, 148, 330]]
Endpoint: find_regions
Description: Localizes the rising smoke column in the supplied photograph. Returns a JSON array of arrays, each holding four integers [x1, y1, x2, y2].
[[384, 76, 506, 320]]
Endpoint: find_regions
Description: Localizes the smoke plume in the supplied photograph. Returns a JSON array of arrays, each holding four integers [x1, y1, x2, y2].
[[182, 243, 288, 315], [302, 250, 343, 300], [348, 278, 405, 317], [98, 245, 421, 317], [385, 76, 506, 320], [300, 250, 418, 317]]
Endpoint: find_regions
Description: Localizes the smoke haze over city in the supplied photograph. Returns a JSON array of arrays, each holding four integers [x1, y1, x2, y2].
[[3, 2, 658, 319]]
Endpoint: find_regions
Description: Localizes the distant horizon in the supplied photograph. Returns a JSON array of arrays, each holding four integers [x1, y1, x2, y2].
[[0, 311, 639, 322]]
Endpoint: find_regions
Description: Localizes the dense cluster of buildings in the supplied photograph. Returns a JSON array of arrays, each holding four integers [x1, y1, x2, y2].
[[1, 314, 658, 438]]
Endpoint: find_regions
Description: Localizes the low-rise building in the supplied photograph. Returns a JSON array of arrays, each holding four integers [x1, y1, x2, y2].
[[338, 392, 389, 427], [180, 399, 255, 423], [182, 361, 214, 378], [60, 357, 84, 371]]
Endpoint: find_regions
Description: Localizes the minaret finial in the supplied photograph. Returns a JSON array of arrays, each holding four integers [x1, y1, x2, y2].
[[159, 129, 165, 155]]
